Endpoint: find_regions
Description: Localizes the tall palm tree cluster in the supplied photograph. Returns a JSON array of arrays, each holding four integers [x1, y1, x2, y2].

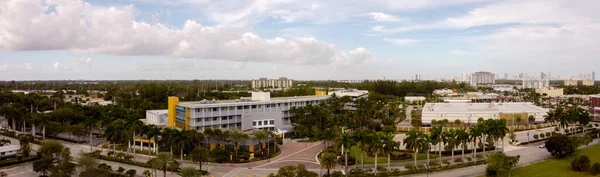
[[544, 106, 592, 133], [290, 94, 401, 140]]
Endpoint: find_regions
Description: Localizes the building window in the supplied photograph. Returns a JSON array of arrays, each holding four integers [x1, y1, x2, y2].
[[205, 118, 210, 122], [258, 121, 262, 126], [252, 105, 257, 109], [212, 117, 217, 121], [222, 124, 227, 128], [222, 117, 227, 120], [237, 106, 243, 109], [264, 120, 268, 125], [253, 121, 256, 126], [244, 106, 250, 109], [212, 108, 218, 111], [269, 120, 274, 125], [229, 116, 233, 120]]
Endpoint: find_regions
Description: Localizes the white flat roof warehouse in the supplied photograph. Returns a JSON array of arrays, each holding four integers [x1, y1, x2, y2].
[[421, 102, 548, 124]]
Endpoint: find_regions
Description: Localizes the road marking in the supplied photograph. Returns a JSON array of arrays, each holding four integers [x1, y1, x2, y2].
[[255, 142, 323, 168], [315, 150, 321, 165], [222, 168, 243, 177]]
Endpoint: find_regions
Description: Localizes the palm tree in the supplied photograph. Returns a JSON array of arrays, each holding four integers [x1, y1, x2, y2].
[[370, 132, 385, 175], [320, 152, 337, 176], [203, 128, 214, 145], [470, 124, 483, 160], [125, 118, 143, 154], [454, 119, 462, 127], [226, 129, 249, 159], [150, 152, 176, 177], [430, 125, 444, 164], [403, 130, 424, 166], [172, 130, 194, 165], [444, 129, 458, 164], [528, 115, 536, 129], [382, 133, 397, 170], [544, 109, 556, 126], [252, 129, 270, 151], [354, 129, 372, 170], [334, 132, 354, 175], [105, 120, 126, 156], [190, 146, 209, 171], [82, 117, 97, 152], [455, 127, 469, 159], [515, 116, 523, 130], [161, 128, 178, 154], [421, 133, 432, 166], [145, 125, 161, 156]]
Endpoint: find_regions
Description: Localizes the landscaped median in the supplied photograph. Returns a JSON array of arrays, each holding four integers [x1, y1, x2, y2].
[[0, 156, 41, 168]]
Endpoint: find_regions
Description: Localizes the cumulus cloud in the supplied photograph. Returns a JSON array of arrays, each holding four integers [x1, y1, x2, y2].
[[371, 0, 600, 34], [0, 0, 371, 66], [365, 12, 408, 22], [21, 63, 32, 71], [448, 49, 476, 56], [51, 62, 60, 71], [383, 38, 418, 45]]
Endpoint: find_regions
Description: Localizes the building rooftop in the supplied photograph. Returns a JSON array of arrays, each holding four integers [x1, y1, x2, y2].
[[178, 95, 329, 108], [147, 110, 168, 114], [423, 102, 548, 113]]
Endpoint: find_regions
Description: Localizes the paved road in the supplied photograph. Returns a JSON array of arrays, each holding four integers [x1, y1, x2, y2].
[[405, 138, 600, 177], [0, 162, 38, 177]]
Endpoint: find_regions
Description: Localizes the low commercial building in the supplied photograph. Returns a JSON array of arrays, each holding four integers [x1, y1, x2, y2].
[[142, 110, 168, 126], [328, 89, 368, 100], [405, 96, 426, 104], [433, 89, 455, 96], [583, 80, 595, 86], [535, 87, 564, 97], [0, 145, 20, 158], [421, 102, 548, 125]]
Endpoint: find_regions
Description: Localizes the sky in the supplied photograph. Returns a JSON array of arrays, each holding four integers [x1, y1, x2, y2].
[[1, 0, 599, 80]]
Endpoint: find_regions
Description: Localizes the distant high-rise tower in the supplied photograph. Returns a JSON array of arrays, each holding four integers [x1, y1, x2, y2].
[[541, 72, 546, 79], [593, 71, 596, 81], [504, 73, 508, 80]]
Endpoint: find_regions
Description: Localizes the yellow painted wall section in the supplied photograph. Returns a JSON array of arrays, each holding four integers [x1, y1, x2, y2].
[[315, 90, 327, 96], [209, 144, 216, 151], [185, 107, 190, 130], [262, 142, 266, 149], [220, 144, 225, 149], [249, 145, 254, 152], [167, 97, 179, 127]]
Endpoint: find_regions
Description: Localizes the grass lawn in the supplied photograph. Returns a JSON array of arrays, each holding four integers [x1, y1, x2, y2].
[[349, 146, 440, 164], [495, 144, 600, 177]]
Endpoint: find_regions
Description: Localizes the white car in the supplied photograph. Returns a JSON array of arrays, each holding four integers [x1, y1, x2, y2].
[[539, 143, 545, 148]]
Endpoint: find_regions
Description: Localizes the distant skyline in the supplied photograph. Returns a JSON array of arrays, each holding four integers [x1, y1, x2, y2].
[[1, 0, 600, 80]]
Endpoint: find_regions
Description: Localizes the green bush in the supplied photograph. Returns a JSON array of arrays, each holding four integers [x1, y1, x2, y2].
[[571, 155, 591, 172], [429, 161, 440, 167], [591, 162, 600, 176], [454, 158, 463, 164], [442, 160, 451, 166], [125, 169, 136, 177], [466, 157, 473, 162]]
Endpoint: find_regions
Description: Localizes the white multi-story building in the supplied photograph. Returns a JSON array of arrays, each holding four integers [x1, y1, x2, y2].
[[470, 71, 495, 86], [583, 80, 595, 86], [535, 87, 564, 97], [564, 79, 578, 86], [421, 102, 548, 125], [251, 77, 293, 89], [161, 92, 329, 133], [522, 78, 549, 89]]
